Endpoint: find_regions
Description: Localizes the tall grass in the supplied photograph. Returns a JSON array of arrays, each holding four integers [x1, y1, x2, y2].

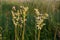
[[1, 1, 60, 40]]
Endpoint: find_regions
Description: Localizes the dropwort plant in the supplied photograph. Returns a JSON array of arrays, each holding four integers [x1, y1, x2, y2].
[[21, 6, 28, 40], [34, 8, 48, 40], [11, 6, 28, 40], [11, 6, 20, 40]]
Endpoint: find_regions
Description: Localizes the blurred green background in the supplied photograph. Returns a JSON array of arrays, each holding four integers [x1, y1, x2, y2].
[[0, 0, 60, 40]]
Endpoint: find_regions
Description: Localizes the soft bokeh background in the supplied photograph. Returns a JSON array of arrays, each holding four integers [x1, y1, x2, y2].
[[0, 0, 60, 40]]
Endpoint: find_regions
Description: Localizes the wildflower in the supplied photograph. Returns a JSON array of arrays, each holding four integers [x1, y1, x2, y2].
[[34, 8, 40, 16], [12, 19, 17, 26], [16, 18, 19, 21], [38, 19, 44, 25], [37, 26, 42, 30], [20, 6, 24, 8], [34, 8, 49, 30], [21, 6, 28, 40], [35, 17, 40, 20], [40, 23, 45, 27], [34, 8, 49, 40], [20, 24, 22, 28], [11, 6, 29, 40], [23, 7, 29, 12], [36, 25, 40, 29], [44, 13, 49, 18], [17, 10, 20, 15], [41, 16, 46, 19], [16, 22, 19, 24], [11, 11, 15, 17], [12, 6, 16, 11], [21, 20, 24, 24], [20, 9, 22, 15]]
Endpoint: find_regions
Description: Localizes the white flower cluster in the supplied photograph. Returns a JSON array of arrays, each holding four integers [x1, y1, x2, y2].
[[11, 6, 29, 40], [11, 6, 28, 27], [11, 6, 20, 26], [34, 8, 48, 30]]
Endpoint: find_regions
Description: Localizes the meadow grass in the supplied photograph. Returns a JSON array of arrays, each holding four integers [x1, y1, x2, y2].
[[1, 1, 60, 40]]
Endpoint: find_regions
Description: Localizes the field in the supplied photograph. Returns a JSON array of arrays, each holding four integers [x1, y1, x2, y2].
[[0, 1, 60, 40]]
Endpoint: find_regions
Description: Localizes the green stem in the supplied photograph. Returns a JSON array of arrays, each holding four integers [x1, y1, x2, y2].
[[22, 14, 25, 40], [54, 27, 58, 40], [38, 30, 40, 40], [22, 23, 25, 40], [35, 30, 36, 40], [15, 26, 19, 40]]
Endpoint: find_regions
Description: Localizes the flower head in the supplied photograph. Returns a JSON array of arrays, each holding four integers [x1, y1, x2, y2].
[[12, 6, 16, 11], [34, 8, 40, 16], [23, 7, 29, 13], [34, 8, 49, 30], [44, 13, 49, 17]]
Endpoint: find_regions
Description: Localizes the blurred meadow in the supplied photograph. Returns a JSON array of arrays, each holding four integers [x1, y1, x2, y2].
[[0, 0, 60, 40]]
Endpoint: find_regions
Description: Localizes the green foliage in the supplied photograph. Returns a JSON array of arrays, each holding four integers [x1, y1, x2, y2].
[[0, 1, 60, 40]]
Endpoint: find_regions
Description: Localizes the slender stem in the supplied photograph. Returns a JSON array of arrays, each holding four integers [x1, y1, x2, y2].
[[35, 27, 37, 40], [15, 26, 19, 40], [22, 23, 25, 40], [38, 30, 40, 40], [54, 27, 58, 40], [22, 13, 26, 40], [14, 26, 16, 40]]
